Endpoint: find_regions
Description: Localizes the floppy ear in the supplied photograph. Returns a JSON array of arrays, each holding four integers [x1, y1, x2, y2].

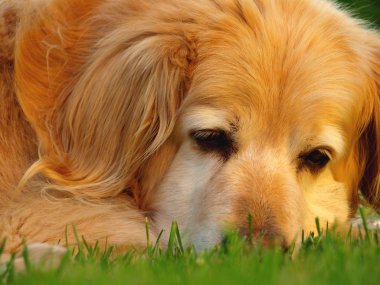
[[359, 34, 380, 212], [0, 2, 38, 194], [15, 2, 196, 200]]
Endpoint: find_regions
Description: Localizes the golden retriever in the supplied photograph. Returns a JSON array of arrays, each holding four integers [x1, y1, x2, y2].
[[0, 0, 379, 255]]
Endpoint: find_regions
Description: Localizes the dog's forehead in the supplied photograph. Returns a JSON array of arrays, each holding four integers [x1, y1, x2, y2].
[[185, 52, 363, 136], [182, 5, 369, 137]]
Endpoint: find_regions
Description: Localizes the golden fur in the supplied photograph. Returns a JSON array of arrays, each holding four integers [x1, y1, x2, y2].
[[0, 0, 379, 253]]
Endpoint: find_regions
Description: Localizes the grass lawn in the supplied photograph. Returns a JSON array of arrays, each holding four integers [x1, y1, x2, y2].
[[1, 211, 379, 285]]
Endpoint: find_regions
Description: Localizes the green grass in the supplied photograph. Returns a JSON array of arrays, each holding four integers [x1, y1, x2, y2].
[[1, 212, 379, 285], [337, 0, 380, 27]]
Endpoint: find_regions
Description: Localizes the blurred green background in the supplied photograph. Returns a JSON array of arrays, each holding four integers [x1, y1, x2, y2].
[[337, 0, 380, 27]]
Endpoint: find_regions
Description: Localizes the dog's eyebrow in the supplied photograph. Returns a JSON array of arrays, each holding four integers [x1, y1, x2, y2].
[[182, 107, 231, 132], [314, 126, 346, 158]]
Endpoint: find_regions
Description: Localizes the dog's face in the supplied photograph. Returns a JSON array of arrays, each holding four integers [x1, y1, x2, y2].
[[16, 0, 380, 250], [143, 1, 380, 249]]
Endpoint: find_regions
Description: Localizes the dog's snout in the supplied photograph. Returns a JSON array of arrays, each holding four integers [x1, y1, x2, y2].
[[225, 154, 302, 250]]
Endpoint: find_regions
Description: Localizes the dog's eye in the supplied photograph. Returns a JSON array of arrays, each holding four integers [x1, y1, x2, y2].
[[191, 129, 229, 150], [302, 149, 330, 171], [190, 129, 234, 158]]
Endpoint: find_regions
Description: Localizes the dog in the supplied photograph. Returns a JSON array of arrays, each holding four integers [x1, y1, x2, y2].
[[0, 0, 379, 256]]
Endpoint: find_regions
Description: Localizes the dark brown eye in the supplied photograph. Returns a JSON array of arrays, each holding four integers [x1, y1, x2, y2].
[[190, 129, 234, 159], [302, 149, 330, 171]]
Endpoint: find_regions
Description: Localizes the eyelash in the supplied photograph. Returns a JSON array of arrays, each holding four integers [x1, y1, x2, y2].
[[190, 129, 235, 159]]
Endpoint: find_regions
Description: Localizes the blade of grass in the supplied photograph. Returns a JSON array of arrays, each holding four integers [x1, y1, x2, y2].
[[21, 242, 31, 272], [2, 253, 16, 283], [248, 212, 253, 245], [101, 245, 114, 262], [65, 225, 69, 248], [174, 221, 184, 255], [0, 238, 6, 257], [81, 236, 93, 257], [145, 217, 150, 247], [167, 221, 176, 256], [153, 230, 164, 256], [92, 240, 100, 257], [359, 207, 370, 242], [346, 224, 353, 244], [358, 225, 363, 242], [315, 217, 322, 237], [72, 224, 85, 261], [167, 221, 184, 257], [374, 229, 379, 245]]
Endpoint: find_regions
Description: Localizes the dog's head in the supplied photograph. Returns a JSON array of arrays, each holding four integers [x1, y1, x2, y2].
[[16, 0, 380, 249]]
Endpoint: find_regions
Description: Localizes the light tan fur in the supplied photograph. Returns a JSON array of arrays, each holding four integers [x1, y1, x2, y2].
[[0, 0, 379, 253]]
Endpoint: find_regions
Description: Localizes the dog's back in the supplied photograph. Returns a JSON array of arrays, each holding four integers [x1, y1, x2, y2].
[[0, 2, 37, 204]]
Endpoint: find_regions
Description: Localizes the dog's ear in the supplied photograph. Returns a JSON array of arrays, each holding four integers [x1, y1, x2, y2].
[[16, 3, 196, 200], [359, 34, 380, 212]]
